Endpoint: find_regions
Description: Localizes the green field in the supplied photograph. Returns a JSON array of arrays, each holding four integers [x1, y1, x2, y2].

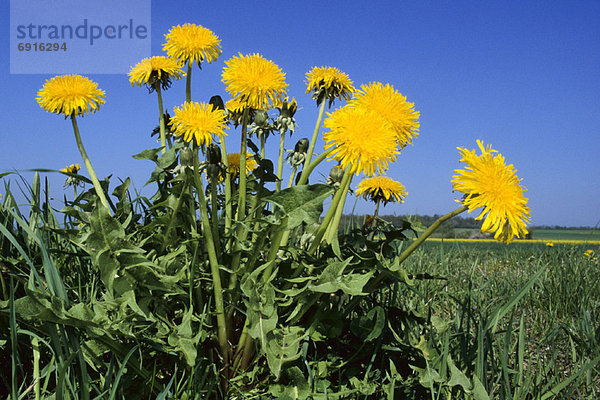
[[451, 227, 600, 241], [530, 228, 600, 241]]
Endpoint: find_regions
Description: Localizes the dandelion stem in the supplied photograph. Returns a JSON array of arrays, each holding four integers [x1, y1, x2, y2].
[[155, 85, 167, 154], [71, 115, 110, 211], [220, 137, 233, 246], [276, 128, 286, 192], [396, 205, 468, 265], [308, 168, 352, 254], [192, 148, 228, 366], [260, 134, 266, 159], [235, 107, 250, 223], [287, 166, 298, 188], [185, 62, 192, 102], [325, 173, 353, 243], [296, 147, 334, 186], [297, 98, 327, 185]]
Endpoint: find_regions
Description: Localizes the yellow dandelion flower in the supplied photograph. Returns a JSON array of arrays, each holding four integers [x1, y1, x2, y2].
[[356, 176, 407, 205], [305, 66, 355, 106], [222, 53, 288, 111], [60, 164, 81, 174], [584, 249, 594, 258], [546, 242, 554, 247], [128, 56, 184, 90], [170, 102, 228, 147], [352, 82, 420, 149], [452, 140, 531, 243], [227, 152, 258, 178], [323, 105, 399, 176], [163, 23, 222, 65], [37, 75, 105, 117]]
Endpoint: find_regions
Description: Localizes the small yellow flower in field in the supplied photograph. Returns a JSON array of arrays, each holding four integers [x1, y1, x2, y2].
[[163, 23, 222, 65], [37, 75, 105, 117], [305, 66, 355, 106], [222, 53, 288, 111], [452, 140, 531, 243], [351, 82, 420, 149], [128, 56, 184, 90], [323, 105, 399, 176], [60, 164, 81, 174], [170, 102, 228, 147], [227, 152, 258, 178], [545, 242, 554, 247], [356, 176, 407, 205], [584, 249, 594, 258]]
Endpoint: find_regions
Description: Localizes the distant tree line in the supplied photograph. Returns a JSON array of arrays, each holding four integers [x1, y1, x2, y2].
[[338, 214, 594, 239]]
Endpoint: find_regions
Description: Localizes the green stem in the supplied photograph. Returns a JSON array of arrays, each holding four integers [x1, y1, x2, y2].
[[156, 85, 167, 154], [161, 179, 188, 253], [260, 133, 266, 159], [220, 137, 233, 245], [236, 107, 250, 223], [210, 176, 221, 259], [374, 199, 381, 219], [296, 147, 334, 186], [298, 98, 327, 185], [192, 148, 228, 367], [286, 166, 298, 188], [276, 128, 286, 192], [32, 336, 40, 400], [308, 169, 352, 254], [185, 62, 192, 103], [325, 173, 353, 243], [71, 115, 110, 211], [396, 205, 468, 265]]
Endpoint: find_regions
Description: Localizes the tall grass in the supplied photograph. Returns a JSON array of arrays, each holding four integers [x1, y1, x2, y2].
[[1, 175, 598, 398]]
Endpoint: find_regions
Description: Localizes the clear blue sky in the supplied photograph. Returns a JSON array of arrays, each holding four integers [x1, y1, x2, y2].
[[2, 1, 599, 227]]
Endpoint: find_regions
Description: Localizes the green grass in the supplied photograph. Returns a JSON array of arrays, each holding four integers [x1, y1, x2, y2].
[[530, 228, 600, 241], [400, 240, 600, 398]]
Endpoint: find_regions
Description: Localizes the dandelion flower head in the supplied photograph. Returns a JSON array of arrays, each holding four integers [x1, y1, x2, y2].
[[222, 53, 288, 111], [452, 140, 531, 243], [170, 101, 228, 147], [305, 66, 355, 106], [323, 105, 399, 176], [227, 152, 258, 178], [352, 82, 420, 149], [37, 75, 105, 117], [163, 23, 222, 65], [60, 164, 81, 174], [128, 56, 184, 90], [356, 176, 407, 205]]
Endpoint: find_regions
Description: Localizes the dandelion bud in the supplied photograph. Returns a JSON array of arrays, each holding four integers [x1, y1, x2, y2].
[[326, 165, 344, 188], [180, 146, 194, 167], [209, 95, 225, 111], [206, 144, 222, 165], [294, 138, 309, 153], [280, 98, 297, 118], [254, 110, 269, 127]]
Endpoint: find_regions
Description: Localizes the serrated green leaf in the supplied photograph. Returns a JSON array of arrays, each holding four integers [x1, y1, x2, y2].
[[350, 306, 385, 341], [472, 375, 491, 400], [264, 184, 333, 229], [265, 326, 306, 379], [269, 366, 310, 400], [309, 258, 373, 296], [447, 355, 472, 391]]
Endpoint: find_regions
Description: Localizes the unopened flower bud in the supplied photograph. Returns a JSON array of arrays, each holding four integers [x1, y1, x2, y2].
[[326, 165, 344, 188], [180, 147, 194, 167], [209, 95, 225, 111], [295, 138, 309, 153], [254, 110, 269, 127], [206, 144, 222, 165]]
